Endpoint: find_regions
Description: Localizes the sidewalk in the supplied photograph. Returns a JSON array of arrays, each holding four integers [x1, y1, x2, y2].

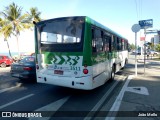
[[137, 55, 160, 65], [115, 59, 160, 120]]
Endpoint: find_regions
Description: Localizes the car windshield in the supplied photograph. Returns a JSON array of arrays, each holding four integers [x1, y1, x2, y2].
[[5, 56, 10, 59], [20, 57, 35, 63]]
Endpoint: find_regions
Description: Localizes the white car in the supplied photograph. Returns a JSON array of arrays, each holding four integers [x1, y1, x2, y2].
[[149, 50, 159, 55]]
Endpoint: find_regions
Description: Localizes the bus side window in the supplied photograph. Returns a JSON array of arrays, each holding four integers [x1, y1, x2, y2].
[[92, 28, 96, 53], [122, 39, 125, 50], [124, 40, 128, 50], [103, 31, 112, 52], [92, 28, 103, 53], [109, 36, 112, 52], [104, 37, 109, 52], [112, 35, 116, 51], [117, 37, 122, 51]]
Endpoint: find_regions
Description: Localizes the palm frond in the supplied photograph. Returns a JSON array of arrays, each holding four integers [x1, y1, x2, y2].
[[28, 7, 42, 22]]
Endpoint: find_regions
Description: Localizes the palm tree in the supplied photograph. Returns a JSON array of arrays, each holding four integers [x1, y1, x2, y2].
[[0, 2, 31, 59], [0, 17, 13, 58], [28, 7, 42, 23]]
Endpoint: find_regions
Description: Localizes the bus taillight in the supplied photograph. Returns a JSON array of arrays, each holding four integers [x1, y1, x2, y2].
[[83, 69, 88, 74], [83, 64, 88, 74]]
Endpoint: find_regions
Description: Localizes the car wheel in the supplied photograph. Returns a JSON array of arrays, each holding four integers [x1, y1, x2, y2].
[[1, 63, 6, 68]]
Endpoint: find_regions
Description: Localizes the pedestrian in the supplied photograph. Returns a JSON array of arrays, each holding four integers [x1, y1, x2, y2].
[[147, 52, 149, 59]]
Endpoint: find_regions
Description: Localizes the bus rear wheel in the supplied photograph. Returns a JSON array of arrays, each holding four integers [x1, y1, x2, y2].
[[110, 66, 115, 81]]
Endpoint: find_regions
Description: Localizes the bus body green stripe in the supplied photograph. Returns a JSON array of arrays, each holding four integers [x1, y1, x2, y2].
[[42, 52, 83, 65], [82, 17, 92, 66]]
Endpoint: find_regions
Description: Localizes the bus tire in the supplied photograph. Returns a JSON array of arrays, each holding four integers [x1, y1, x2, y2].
[[110, 65, 115, 81], [125, 58, 128, 65], [121, 59, 128, 70]]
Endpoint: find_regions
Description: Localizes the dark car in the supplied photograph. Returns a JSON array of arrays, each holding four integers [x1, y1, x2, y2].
[[20, 52, 35, 59], [10, 56, 36, 82], [0, 55, 13, 68]]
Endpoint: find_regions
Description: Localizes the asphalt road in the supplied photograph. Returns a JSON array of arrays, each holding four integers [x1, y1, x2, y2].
[[0, 67, 128, 120], [2, 53, 155, 120]]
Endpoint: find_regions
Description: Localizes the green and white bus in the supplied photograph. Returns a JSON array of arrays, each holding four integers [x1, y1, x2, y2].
[[34, 16, 128, 90]]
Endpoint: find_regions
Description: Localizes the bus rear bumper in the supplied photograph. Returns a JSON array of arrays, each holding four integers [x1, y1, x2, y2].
[[37, 74, 94, 90]]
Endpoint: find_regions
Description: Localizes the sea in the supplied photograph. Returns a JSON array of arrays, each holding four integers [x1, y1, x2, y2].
[[0, 52, 27, 58]]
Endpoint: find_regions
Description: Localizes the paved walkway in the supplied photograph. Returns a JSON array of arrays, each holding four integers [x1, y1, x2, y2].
[[115, 58, 160, 120]]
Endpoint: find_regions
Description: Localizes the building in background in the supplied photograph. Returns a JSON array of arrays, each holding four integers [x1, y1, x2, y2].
[[150, 31, 160, 50]]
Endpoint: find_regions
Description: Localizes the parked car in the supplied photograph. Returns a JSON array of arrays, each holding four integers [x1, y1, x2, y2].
[[10, 56, 36, 82], [149, 50, 159, 56], [20, 52, 35, 59], [0, 55, 13, 68]]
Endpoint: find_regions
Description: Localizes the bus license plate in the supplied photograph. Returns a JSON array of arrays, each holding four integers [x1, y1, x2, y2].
[[54, 70, 63, 75]]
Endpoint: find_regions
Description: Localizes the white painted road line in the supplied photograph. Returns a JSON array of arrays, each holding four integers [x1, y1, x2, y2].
[[84, 75, 126, 120], [105, 75, 134, 120], [29, 96, 70, 120], [0, 94, 34, 109], [126, 87, 149, 95], [0, 83, 22, 94], [106, 75, 149, 120]]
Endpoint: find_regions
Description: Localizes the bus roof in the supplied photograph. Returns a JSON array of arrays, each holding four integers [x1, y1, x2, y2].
[[36, 16, 127, 40]]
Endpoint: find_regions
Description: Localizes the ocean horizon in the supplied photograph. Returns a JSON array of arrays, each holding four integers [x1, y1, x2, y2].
[[0, 52, 30, 57]]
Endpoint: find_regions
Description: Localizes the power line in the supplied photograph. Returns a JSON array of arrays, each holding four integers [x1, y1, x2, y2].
[[134, 0, 139, 20], [134, 0, 143, 21], [139, 0, 143, 20]]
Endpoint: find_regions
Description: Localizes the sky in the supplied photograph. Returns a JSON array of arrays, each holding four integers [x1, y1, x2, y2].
[[0, 0, 160, 53]]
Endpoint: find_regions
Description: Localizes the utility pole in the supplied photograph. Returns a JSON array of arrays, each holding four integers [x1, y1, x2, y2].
[[132, 24, 141, 76], [139, 19, 153, 75], [144, 28, 146, 76]]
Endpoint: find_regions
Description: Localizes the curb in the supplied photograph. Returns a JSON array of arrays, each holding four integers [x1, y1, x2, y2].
[[137, 59, 160, 64]]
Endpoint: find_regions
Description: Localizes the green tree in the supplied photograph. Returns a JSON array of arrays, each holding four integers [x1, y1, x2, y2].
[[0, 17, 13, 58], [129, 43, 135, 51], [27, 7, 42, 23], [0, 2, 31, 58], [155, 44, 160, 58]]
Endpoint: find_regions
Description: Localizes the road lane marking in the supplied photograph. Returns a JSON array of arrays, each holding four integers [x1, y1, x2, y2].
[[106, 75, 133, 120], [0, 83, 22, 94], [0, 94, 34, 109], [106, 75, 149, 120], [29, 96, 70, 120], [126, 87, 149, 95], [84, 75, 126, 120], [105, 75, 134, 120]]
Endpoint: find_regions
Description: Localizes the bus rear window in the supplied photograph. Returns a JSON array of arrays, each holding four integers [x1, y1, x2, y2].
[[41, 32, 80, 44], [40, 18, 84, 44]]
